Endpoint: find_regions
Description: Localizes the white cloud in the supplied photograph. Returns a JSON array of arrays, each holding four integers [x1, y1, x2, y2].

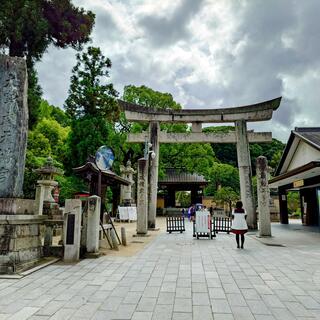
[[36, 0, 320, 143]]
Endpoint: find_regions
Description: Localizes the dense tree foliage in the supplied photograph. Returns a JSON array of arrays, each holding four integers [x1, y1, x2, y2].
[[287, 191, 301, 216], [64, 47, 120, 172], [203, 126, 285, 172], [0, 0, 94, 65], [38, 100, 71, 126], [203, 126, 237, 166], [23, 100, 70, 198], [1, 0, 95, 129], [65, 116, 118, 171], [159, 143, 215, 178], [214, 187, 239, 214], [27, 68, 43, 128], [205, 163, 240, 196], [123, 85, 182, 110], [65, 47, 119, 120]]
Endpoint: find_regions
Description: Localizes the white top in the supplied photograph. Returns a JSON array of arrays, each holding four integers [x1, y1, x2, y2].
[[231, 209, 248, 230]]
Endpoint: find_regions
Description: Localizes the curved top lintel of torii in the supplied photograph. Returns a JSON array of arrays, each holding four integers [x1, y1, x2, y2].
[[118, 96, 281, 123]]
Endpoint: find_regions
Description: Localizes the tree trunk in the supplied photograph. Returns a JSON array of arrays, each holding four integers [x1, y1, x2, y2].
[[9, 41, 25, 58]]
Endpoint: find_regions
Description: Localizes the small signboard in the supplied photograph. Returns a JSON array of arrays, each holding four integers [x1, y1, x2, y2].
[[293, 179, 304, 188], [196, 210, 211, 233]]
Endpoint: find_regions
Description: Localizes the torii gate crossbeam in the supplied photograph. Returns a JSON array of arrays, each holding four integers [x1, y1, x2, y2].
[[119, 97, 281, 230]]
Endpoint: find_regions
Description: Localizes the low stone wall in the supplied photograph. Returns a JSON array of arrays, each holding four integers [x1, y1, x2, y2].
[[0, 215, 46, 274]]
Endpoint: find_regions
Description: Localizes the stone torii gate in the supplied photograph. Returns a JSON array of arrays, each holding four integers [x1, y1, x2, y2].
[[119, 97, 281, 230]]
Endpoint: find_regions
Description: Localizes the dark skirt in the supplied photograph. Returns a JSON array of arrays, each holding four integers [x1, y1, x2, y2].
[[231, 229, 248, 235]]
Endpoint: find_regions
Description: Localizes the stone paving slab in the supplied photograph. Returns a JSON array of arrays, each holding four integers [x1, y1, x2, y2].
[[1, 222, 320, 319]]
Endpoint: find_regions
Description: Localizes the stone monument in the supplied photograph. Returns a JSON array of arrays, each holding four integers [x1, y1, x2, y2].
[[63, 199, 82, 262], [0, 55, 28, 198], [0, 55, 46, 274], [256, 156, 272, 237], [136, 158, 148, 235]]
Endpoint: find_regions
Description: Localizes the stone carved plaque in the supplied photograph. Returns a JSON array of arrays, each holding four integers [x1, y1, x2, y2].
[[66, 214, 75, 245], [0, 55, 28, 198]]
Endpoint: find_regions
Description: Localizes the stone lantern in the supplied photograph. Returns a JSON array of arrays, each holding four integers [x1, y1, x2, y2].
[[35, 157, 63, 216]]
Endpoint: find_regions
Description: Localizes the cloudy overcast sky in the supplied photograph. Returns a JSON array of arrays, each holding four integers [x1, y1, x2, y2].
[[36, 0, 320, 142]]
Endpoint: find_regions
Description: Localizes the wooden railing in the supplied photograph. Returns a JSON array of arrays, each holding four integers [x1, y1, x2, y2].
[[166, 216, 185, 233]]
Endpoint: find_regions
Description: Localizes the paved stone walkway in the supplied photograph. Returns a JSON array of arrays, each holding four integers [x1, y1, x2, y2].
[[1, 221, 320, 320]]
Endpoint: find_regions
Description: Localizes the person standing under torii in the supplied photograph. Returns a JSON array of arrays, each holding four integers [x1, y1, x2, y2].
[[231, 201, 248, 249]]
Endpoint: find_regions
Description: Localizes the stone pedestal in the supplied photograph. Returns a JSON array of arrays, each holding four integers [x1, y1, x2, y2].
[[235, 120, 256, 229], [0, 55, 28, 198], [86, 196, 101, 254], [137, 158, 148, 235], [0, 215, 46, 274], [63, 199, 82, 262], [256, 156, 271, 236], [148, 121, 160, 229]]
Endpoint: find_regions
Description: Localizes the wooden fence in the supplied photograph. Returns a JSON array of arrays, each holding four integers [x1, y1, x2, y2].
[[213, 217, 231, 233], [166, 216, 185, 233]]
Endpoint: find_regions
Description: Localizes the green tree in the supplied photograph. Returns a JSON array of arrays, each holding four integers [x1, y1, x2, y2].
[[64, 47, 120, 171], [65, 116, 116, 170], [205, 162, 239, 196], [123, 85, 182, 110], [176, 191, 191, 207], [203, 126, 238, 166], [65, 46, 119, 120], [287, 191, 301, 215], [0, 0, 94, 65], [270, 150, 283, 173], [203, 126, 285, 171], [27, 131, 51, 157], [159, 143, 215, 178], [33, 118, 70, 160], [55, 175, 87, 205], [1, 0, 95, 128], [214, 187, 239, 214], [28, 68, 43, 128], [38, 99, 71, 127], [23, 116, 70, 198]]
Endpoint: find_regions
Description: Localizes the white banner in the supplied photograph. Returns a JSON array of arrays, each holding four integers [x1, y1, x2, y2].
[[196, 210, 211, 233]]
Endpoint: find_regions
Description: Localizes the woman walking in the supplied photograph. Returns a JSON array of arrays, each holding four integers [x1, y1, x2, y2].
[[231, 201, 248, 249]]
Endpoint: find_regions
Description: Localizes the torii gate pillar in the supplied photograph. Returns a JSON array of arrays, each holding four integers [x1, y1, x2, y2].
[[235, 120, 257, 229], [148, 121, 160, 229]]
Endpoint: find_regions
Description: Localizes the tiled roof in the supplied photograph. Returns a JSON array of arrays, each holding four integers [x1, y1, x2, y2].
[[275, 127, 320, 175], [159, 169, 207, 184], [294, 127, 320, 149]]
